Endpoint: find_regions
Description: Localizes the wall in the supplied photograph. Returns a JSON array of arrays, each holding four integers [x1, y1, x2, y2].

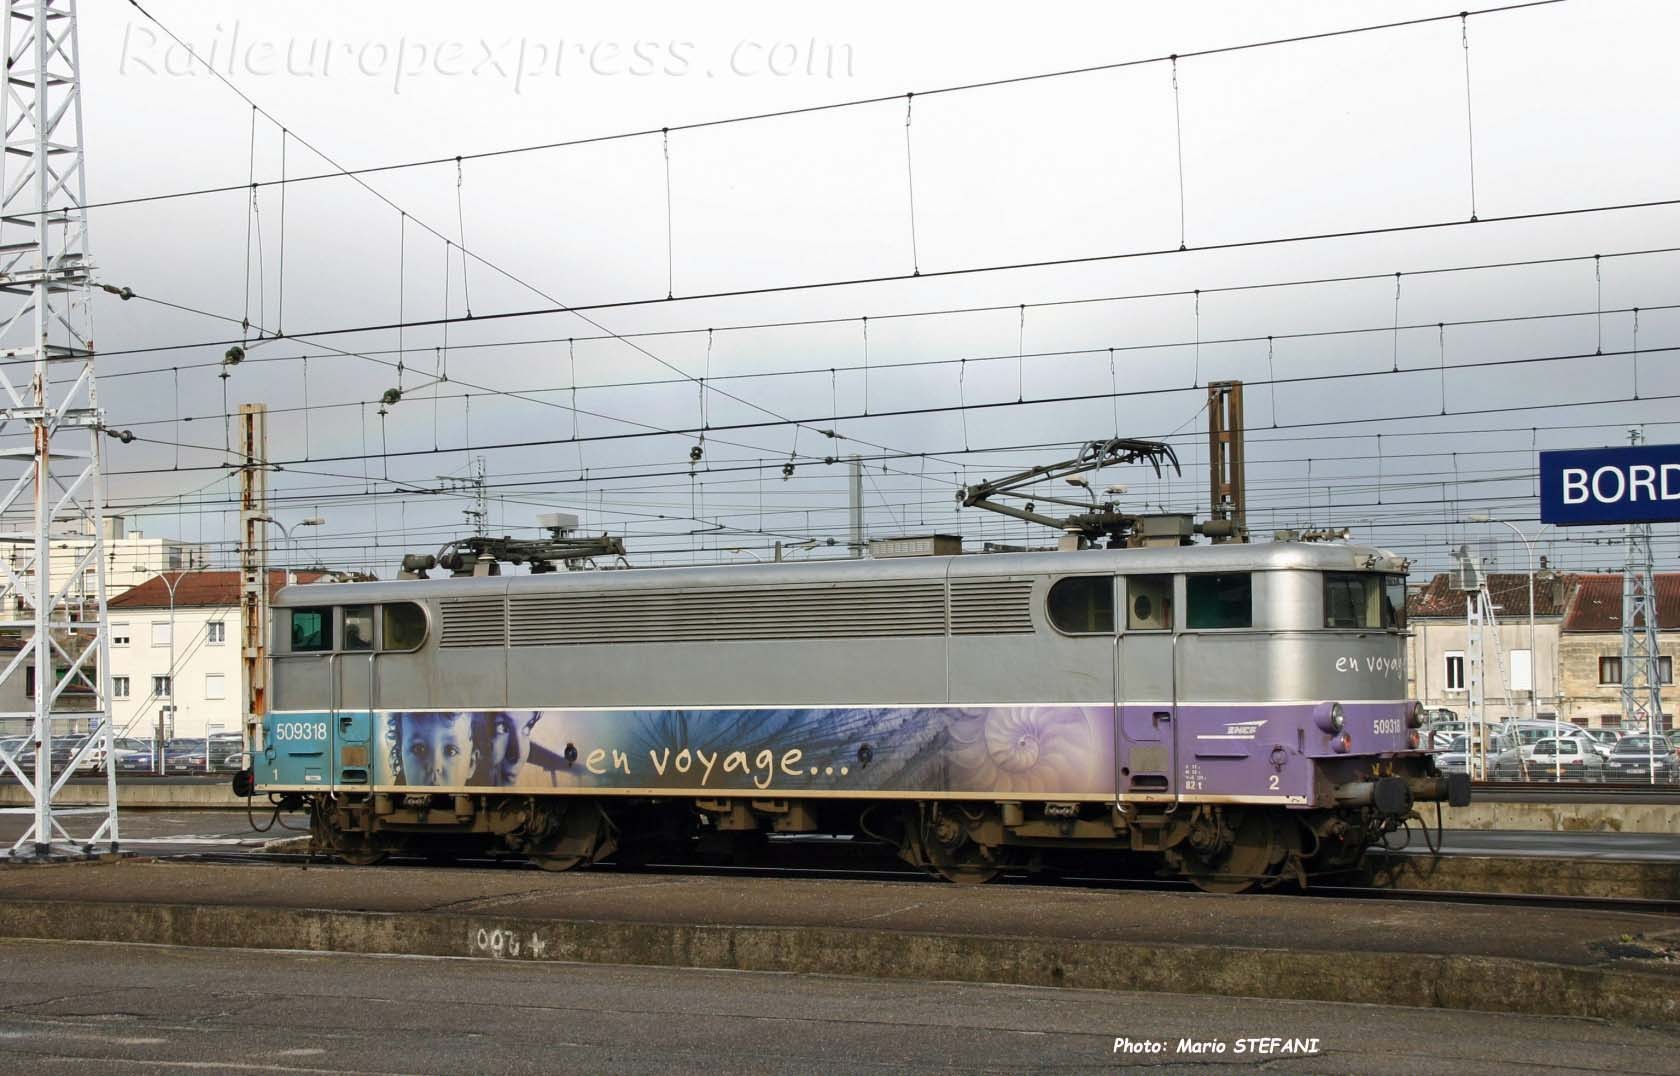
[[1557, 632, 1680, 726], [106, 605, 243, 740], [1407, 616, 1562, 721]]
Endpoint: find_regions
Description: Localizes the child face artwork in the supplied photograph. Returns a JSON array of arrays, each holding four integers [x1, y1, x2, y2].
[[397, 712, 478, 786]]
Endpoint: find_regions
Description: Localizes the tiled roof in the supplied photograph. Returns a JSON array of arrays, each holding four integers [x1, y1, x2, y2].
[[109, 570, 328, 610], [1560, 573, 1680, 633], [1407, 572, 1574, 619]]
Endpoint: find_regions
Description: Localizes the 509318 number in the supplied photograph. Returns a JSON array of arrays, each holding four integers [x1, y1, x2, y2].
[[1372, 718, 1402, 735], [273, 721, 328, 741]]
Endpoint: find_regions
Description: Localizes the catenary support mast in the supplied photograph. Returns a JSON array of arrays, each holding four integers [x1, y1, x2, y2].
[[0, 0, 116, 858], [240, 405, 269, 762]]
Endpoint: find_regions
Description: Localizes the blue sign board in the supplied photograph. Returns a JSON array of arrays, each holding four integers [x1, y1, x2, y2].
[[1539, 444, 1680, 526]]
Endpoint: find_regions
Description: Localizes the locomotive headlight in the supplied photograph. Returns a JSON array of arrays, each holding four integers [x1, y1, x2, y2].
[[1331, 731, 1353, 753], [1407, 702, 1426, 729], [1314, 701, 1346, 734], [1406, 730, 1422, 750]]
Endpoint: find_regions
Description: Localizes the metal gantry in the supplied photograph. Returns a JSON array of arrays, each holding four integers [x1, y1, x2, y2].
[[1455, 544, 1518, 779], [0, 0, 117, 857]]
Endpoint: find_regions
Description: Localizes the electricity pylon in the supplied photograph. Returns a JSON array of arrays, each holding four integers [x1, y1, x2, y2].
[[0, 0, 118, 858]]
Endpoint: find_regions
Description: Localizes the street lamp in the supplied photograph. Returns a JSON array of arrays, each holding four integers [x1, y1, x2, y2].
[[1470, 514, 1547, 780], [255, 516, 326, 580], [133, 565, 189, 768]]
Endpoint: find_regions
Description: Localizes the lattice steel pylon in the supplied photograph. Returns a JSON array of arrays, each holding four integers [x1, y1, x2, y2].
[[0, 0, 118, 858], [1620, 519, 1664, 734]]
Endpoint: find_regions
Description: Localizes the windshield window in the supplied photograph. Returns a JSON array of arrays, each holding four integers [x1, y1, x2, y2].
[[1187, 573, 1252, 629]]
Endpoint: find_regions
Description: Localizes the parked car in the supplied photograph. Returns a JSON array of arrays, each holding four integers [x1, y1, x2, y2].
[[162, 738, 210, 774], [1493, 721, 1606, 759], [1584, 728, 1623, 751], [0, 736, 32, 776], [208, 733, 246, 772], [114, 743, 161, 774], [1491, 737, 1604, 782], [1603, 736, 1680, 783], [77, 736, 155, 774], [1427, 720, 1496, 752], [1434, 735, 1472, 776]]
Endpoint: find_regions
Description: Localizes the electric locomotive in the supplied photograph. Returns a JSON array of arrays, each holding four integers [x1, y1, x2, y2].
[[246, 532, 1466, 891]]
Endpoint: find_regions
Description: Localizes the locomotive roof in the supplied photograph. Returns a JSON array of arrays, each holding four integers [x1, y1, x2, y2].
[[273, 540, 1408, 607]]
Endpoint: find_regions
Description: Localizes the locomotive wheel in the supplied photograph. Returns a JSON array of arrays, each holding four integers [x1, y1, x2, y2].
[[335, 847, 388, 867], [311, 804, 388, 865], [920, 810, 1019, 885], [525, 801, 614, 872], [1177, 811, 1291, 894], [925, 838, 1012, 885]]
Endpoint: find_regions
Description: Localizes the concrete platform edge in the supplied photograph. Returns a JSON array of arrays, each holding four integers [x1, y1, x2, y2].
[[1, 898, 1673, 1026]]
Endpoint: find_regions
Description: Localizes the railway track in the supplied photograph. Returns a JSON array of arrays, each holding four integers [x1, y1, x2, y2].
[[160, 846, 1680, 916]]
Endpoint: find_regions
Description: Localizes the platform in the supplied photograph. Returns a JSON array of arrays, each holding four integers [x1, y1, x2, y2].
[[0, 859, 1674, 1025]]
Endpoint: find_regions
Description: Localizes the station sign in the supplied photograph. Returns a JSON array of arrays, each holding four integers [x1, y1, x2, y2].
[[1539, 443, 1680, 526]]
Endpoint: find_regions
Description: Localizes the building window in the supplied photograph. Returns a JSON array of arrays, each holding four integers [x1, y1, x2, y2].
[[206, 621, 226, 644], [1444, 651, 1465, 692], [1598, 656, 1671, 684], [1186, 573, 1252, 629], [111, 623, 130, 647], [152, 675, 171, 699], [112, 675, 130, 699], [1047, 576, 1113, 635], [204, 673, 226, 700], [150, 621, 171, 647], [1510, 649, 1532, 692]]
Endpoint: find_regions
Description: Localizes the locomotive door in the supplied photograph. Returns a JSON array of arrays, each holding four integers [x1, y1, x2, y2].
[[1115, 574, 1176, 801], [333, 605, 376, 785]]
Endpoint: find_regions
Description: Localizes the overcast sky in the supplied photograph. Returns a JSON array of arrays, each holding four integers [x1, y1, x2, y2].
[[16, 0, 1679, 578]]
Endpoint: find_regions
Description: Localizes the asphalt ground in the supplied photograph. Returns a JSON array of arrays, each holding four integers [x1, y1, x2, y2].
[[1, 939, 1676, 1075]]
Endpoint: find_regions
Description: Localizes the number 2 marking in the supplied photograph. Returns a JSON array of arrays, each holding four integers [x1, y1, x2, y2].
[[1267, 774, 1280, 791]]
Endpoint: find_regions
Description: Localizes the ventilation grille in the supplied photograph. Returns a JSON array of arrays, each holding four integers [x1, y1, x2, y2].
[[438, 596, 508, 648], [510, 581, 947, 645], [950, 577, 1035, 635]]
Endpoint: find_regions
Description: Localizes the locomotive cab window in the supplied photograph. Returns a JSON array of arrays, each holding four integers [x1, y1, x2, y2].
[[289, 607, 333, 652], [1047, 576, 1113, 634], [343, 605, 375, 651], [1324, 573, 1405, 629], [382, 602, 428, 651], [1186, 573, 1252, 629], [1383, 575, 1407, 629], [1126, 575, 1173, 631]]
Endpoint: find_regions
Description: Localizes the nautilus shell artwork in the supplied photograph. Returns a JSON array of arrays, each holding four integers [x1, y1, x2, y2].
[[943, 706, 1107, 794]]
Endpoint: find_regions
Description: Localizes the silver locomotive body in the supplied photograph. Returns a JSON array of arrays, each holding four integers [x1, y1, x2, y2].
[[256, 541, 1463, 889]]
